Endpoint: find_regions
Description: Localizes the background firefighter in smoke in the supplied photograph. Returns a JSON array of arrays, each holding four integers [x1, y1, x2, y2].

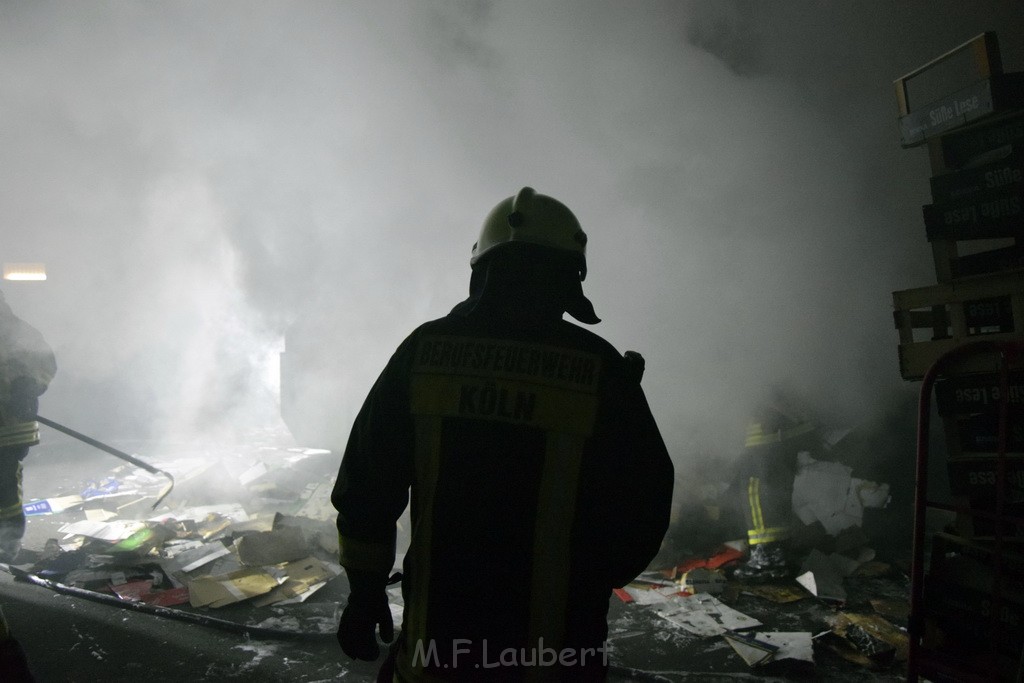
[[0, 289, 56, 564], [332, 187, 674, 681], [732, 387, 821, 581]]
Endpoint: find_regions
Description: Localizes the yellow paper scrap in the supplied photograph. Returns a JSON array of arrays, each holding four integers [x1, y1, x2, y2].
[[188, 567, 282, 608]]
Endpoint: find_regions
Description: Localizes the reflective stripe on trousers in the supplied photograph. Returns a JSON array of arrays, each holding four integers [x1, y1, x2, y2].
[[745, 476, 789, 545]]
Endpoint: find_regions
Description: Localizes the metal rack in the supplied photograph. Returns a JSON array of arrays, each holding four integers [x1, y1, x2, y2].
[[907, 341, 1024, 682], [892, 31, 1024, 682]]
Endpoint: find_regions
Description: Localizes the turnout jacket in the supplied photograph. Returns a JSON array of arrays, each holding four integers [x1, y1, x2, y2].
[[332, 306, 673, 680], [0, 309, 56, 449]]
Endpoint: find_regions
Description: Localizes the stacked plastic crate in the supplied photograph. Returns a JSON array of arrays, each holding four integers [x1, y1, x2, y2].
[[891, 32, 1024, 682]]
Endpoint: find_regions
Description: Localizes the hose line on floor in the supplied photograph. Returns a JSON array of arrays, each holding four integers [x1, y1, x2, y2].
[[3, 563, 670, 680], [3, 563, 334, 641]]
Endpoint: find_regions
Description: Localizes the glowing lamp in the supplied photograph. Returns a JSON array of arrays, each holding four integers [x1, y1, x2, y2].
[[2, 263, 47, 281]]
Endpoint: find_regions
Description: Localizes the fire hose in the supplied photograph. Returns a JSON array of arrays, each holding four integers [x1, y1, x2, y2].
[[35, 415, 175, 509], [2, 564, 672, 679], [2, 563, 335, 640]]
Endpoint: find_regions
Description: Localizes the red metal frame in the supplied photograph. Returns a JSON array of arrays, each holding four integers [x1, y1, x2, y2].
[[908, 340, 1024, 682]]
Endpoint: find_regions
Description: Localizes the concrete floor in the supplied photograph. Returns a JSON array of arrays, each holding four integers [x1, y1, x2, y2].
[[0, 564, 911, 682]]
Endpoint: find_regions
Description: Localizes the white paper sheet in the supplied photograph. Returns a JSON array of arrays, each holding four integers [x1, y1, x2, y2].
[[796, 549, 847, 602], [754, 632, 814, 663], [59, 519, 145, 542], [656, 593, 762, 636]]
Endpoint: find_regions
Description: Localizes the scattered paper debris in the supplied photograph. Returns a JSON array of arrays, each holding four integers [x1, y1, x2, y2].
[[15, 441, 351, 630], [84, 509, 119, 523], [796, 549, 847, 603], [252, 557, 342, 607], [157, 504, 251, 526], [791, 454, 889, 536], [24, 495, 85, 516], [657, 593, 762, 636], [238, 462, 269, 486], [293, 477, 338, 522], [755, 631, 814, 664], [830, 612, 909, 663], [109, 524, 176, 556], [621, 583, 685, 605], [235, 526, 309, 567], [741, 583, 808, 604], [723, 631, 777, 666], [161, 541, 232, 577], [59, 519, 146, 542], [189, 566, 285, 608], [680, 567, 726, 595]]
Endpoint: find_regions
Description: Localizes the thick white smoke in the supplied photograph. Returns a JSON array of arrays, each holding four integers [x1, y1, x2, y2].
[[1, 1, 1022, 470]]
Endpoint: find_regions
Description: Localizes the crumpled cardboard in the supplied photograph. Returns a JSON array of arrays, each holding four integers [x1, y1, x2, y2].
[[188, 566, 285, 608], [235, 526, 309, 566], [160, 540, 232, 585], [251, 556, 342, 607]]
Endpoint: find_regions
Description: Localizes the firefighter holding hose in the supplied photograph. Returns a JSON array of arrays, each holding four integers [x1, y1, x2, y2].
[[0, 289, 56, 564]]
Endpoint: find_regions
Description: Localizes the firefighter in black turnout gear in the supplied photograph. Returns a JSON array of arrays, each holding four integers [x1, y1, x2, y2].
[[332, 187, 675, 681], [732, 389, 819, 581], [0, 290, 56, 564]]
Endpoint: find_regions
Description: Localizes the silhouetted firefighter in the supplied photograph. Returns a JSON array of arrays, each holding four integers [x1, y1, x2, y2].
[[332, 187, 674, 681], [0, 289, 56, 565]]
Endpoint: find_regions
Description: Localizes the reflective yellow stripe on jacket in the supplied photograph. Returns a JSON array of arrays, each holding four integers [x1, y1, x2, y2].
[[0, 421, 39, 448], [398, 335, 602, 682], [744, 420, 816, 448]]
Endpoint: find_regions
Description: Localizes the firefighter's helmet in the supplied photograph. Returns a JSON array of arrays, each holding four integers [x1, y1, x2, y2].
[[471, 187, 589, 280], [744, 387, 819, 448]]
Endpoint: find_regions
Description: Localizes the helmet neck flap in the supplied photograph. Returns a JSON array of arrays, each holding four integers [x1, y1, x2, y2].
[[451, 242, 600, 325], [455, 187, 600, 324]]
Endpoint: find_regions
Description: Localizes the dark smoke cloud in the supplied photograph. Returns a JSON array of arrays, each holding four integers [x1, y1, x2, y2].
[[2, 1, 1022, 468], [686, 0, 766, 76]]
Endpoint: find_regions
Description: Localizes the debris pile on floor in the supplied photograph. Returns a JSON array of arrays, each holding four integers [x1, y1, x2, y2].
[[10, 433, 917, 679], [11, 443, 345, 634], [610, 535, 911, 677]]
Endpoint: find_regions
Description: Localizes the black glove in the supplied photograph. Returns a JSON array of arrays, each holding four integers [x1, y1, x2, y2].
[[337, 568, 394, 661]]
